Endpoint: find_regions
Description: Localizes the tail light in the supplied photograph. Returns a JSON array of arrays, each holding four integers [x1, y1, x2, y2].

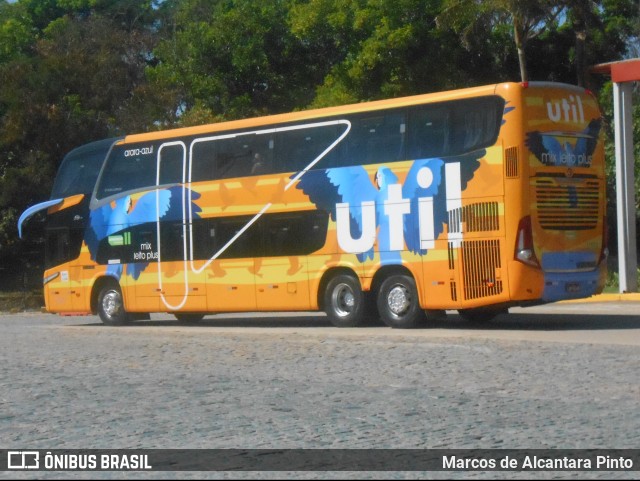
[[598, 216, 609, 265], [515, 216, 540, 268]]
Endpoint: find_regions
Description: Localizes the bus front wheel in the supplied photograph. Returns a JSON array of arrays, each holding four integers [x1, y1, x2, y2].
[[377, 274, 425, 329], [324, 274, 365, 327], [97, 283, 131, 326]]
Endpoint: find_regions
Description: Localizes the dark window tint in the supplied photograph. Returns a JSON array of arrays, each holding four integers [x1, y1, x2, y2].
[[263, 211, 328, 256], [190, 219, 214, 260], [194, 134, 274, 182], [408, 96, 504, 159], [95, 229, 126, 265], [407, 105, 451, 159], [275, 123, 347, 172], [44, 227, 83, 268], [95, 96, 503, 197], [159, 221, 185, 262], [343, 113, 406, 167], [51, 138, 117, 199], [131, 226, 157, 264], [212, 216, 262, 259], [453, 97, 503, 154], [96, 145, 156, 199], [158, 144, 185, 185], [190, 141, 216, 182]]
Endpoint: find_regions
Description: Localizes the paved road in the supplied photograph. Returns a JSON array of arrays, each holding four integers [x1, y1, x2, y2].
[[1, 302, 639, 479]]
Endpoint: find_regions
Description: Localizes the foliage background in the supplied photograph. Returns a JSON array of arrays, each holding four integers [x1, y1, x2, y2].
[[0, 0, 638, 290]]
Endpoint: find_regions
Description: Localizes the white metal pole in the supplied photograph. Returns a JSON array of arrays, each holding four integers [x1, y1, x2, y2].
[[613, 81, 638, 292]]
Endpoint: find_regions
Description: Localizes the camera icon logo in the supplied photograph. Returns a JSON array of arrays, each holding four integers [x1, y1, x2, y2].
[[7, 451, 40, 469]]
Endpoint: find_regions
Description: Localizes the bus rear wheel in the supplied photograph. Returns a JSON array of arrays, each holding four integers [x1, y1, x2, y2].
[[97, 283, 131, 326], [324, 274, 365, 327], [377, 274, 425, 329]]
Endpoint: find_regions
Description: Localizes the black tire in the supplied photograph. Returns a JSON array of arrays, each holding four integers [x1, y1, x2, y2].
[[174, 313, 205, 323], [458, 307, 506, 323], [324, 274, 365, 327], [97, 283, 131, 326], [377, 274, 425, 329]]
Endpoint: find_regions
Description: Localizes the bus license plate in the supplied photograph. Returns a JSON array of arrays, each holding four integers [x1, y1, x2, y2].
[[565, 282, 581, 293]]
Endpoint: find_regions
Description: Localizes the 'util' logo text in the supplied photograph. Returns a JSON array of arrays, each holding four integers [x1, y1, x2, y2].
[[546, 95, 585, 124], [335, 163, 463, 254]]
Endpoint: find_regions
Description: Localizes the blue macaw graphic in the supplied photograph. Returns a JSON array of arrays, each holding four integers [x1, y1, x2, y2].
[[85, 186, 201, 279], [402, 158, 444, 254], [525, 118, 601, 167], [294, 152, 484, 262], [296, 164, 386, 262]]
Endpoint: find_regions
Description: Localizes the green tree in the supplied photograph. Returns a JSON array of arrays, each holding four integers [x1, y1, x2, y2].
[[290, 0, 490, 107], [0, 0, 160, 284], [149, 0, 316, 124], [437, 0, 565, 82]]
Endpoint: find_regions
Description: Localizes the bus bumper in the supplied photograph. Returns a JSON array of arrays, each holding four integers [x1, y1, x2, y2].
[[541, 270, 601, 302]]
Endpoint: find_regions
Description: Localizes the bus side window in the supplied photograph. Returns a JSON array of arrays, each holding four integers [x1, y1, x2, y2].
[[345, 113, 405, 167], [130, 226, 157, 264], [158, 145, 184, 185], [97, 147, 156, 199], [451, 98, 504, 155], [408, 105, 450, 159], [213, 216, 262, 259], [276, 125, 343, 173], [159, 221, 185, 262], [213, 137, 248, 179], [95, 229, 124, 265], [190, 140, 216, 182], [249, 137, 274, 176], [190, 218, 214, 260], [212, 135, 273, 179], [263, 211, 329, 256]]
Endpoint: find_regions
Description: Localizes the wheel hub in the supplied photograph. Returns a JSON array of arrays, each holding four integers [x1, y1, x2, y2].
[[102, 290, 122, 318], [333, 283, 355, 317], [387, 285, 410, 315]]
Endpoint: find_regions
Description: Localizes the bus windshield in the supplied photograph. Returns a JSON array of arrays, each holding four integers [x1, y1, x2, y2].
[[50, 138, 118, 199]]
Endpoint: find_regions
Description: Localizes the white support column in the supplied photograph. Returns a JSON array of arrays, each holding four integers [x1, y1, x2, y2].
[[613, 81, 638, 292]]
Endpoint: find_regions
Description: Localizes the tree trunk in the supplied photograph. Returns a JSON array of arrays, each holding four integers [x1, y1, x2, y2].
[[513, 17, 528, 82], [572, 0, 589, 88], [575, 30, 587, 87]]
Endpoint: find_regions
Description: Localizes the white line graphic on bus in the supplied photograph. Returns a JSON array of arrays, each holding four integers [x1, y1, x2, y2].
[[153, 120, 352, 310]]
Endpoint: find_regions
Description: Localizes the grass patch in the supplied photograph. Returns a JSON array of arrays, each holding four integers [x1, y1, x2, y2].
[[604, 268, 640, 293]]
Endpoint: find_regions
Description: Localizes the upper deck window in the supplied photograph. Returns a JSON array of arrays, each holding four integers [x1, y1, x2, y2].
[[94, 95, 504, 201], [407, 96, 504, 159], [96, 144, 156, 199]]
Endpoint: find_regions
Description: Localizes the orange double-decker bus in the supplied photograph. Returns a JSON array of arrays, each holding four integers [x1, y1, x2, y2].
[[19, 81, 607, 327]]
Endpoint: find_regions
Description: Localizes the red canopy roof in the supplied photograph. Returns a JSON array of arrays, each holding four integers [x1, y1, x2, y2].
[[592, 58, 640, 83]]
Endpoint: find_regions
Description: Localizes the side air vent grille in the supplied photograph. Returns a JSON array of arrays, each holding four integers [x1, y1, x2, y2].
[[505, 146, 519, 178], [461, 240, 503, 300], [450, 281, 458, 302], [448, 242, 455, 270], [448, 202, 500, 234]]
